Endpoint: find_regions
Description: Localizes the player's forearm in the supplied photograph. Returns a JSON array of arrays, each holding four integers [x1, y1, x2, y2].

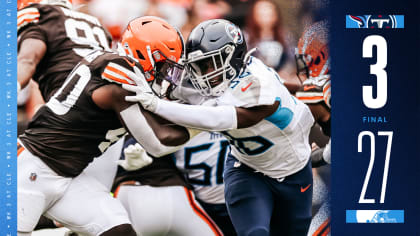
[[17, 59, 37, 89], [17, 38, 47, 89], [120, 103, 186, 157], [154, 99, 238, 131], [141, 109, 190, 146]]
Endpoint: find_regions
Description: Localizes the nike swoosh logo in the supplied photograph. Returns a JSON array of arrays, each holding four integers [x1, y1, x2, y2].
[[300, 184, 311, 192], [241, 82, 253, 92], [123, 58, 136, 67]]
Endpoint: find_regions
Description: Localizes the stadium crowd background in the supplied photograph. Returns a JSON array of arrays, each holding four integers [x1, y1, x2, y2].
[[18, 0, 328, 132]]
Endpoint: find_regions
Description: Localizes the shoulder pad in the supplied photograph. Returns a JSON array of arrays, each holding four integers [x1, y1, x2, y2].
[[228, 73, 261, 107], [225, 70, 277, 108], [18, 7, 40, 31], [98, 54, 141, 86]]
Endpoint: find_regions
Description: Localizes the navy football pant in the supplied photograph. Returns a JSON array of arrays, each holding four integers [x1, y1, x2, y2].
[[224, 155, 312, 236]]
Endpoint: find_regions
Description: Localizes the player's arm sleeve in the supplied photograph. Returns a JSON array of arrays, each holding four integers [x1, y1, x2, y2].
[[119, 103, 190, 157], [18, 7, 41, 32], [18, 7, 48, 49], [95, 59, 194, 157], [153, 99, 238, 131]]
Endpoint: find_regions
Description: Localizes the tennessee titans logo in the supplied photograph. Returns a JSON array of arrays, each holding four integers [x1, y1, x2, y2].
[[349, 15, 368, 28], [225, 23, 243, 44], [347, 15, 403, 28]]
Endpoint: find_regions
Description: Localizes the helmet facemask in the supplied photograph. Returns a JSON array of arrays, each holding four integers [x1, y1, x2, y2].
[[187, 44, 236, 97], [150, 57, 184, 98], [294, 49, 311, 83]]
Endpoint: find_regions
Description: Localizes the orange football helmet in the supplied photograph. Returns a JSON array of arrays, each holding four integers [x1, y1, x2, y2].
[[18, 0, 73, 10], [120, 16, 184, 82], [295, 21, 329, 82]]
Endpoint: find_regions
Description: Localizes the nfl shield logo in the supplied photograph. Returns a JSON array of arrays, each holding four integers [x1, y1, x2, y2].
[[29, 173, 37, 181]]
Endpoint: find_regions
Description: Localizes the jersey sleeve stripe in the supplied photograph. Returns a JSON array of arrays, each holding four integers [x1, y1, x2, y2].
[[17, 7, 39, 18], [107, 62, 136, 79], [296, 95, 324, 104], [106, 65, 134, 83], [102, 71, 133, 85], [101, 62, 136, 85], [18, 13, 40, 29], [18, 8, 40, 28], [295, 91, 324, 103], [297, 96, 324, 100], [323, 81, 331, 94]]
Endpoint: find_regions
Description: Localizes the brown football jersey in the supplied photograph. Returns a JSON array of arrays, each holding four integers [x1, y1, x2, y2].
[[18, 4, 112, 101], [20, 51, 139, 177]]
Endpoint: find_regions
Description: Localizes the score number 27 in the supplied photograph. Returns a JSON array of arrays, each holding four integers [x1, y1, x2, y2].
[[358, 35, 392, 204]]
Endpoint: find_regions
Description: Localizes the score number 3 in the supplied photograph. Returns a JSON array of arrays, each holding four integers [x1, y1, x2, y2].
[[362, 35, 387, 109]]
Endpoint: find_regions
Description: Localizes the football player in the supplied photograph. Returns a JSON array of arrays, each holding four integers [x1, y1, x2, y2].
[[173, 132, 236, 236], [17, 16, 190, 236], [17, 0, 112, 101], [115, 76, 234, 235], [17, 1, 126, 234], [123, 19, 314, 236], [295, 20, 331, 139], [113, 136, 224, 236], [294, 21, 331, 235]]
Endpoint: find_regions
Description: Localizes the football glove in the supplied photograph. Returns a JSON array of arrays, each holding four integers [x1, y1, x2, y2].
[[117, 143, 153, 171], [122, 66, 159, 112]]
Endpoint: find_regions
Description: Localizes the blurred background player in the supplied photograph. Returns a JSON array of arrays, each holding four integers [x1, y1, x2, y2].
[[294, 20, 331, 236], [123, 19, 314, 236], [17, 0, 112, 134], [17, 0, 112, 99], [17, 16, 189, 236]]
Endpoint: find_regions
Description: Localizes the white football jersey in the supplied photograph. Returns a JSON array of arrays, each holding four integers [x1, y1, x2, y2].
[[210, 57, 314, 179], [174, 132, 229, 204]]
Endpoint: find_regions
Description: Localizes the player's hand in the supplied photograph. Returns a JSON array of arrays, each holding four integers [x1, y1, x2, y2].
[[117, 143, 153, 171], [122, 66, 158, 112]]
